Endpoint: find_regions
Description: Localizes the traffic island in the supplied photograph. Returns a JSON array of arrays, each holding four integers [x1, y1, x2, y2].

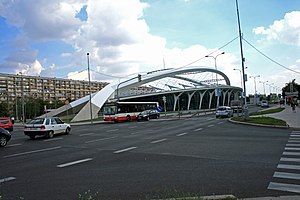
[[229, 116, 289, 128]]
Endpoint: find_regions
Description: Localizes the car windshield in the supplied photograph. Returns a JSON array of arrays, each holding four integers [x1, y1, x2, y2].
[[217, 107, 227, 111], [28, 118, 45, 124], [140, 110, 150, 115], [0, 119, 9, 124]]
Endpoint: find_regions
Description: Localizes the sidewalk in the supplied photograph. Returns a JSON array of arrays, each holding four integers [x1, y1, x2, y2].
[[266, 105, 300, 129]]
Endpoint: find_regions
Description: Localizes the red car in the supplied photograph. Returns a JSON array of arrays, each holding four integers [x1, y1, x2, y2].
[[0, 117, 14, 132]]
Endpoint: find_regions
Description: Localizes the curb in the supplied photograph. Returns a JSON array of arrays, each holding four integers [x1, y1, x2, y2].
[[155, 194, 236, 200], [228, 118, 289, 129]]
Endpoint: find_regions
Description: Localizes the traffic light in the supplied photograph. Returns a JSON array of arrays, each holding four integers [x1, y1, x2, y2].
[[138, 74, 141, 82]]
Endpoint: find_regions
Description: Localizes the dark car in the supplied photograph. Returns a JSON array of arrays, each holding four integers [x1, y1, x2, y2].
[[0, 127, 11, 147], [137, 110, 160, 121], [0, 117, 14, 132]]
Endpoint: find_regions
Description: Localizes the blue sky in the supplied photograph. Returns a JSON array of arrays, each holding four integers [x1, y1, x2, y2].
[[0, 0, 299, 95]]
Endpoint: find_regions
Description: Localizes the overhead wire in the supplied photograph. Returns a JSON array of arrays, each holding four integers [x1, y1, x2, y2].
[[243, 37, 300, 75]]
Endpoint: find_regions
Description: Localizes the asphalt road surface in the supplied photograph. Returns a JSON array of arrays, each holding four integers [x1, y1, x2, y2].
[[0, 114, 294, 200]]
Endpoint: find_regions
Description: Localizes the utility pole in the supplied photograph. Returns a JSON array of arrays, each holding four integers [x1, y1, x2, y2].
[[235, 0, 248, 118], [87, 53, 93, 124]]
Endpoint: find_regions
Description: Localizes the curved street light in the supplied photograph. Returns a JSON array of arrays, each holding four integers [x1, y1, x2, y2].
[[233, 68, 243, 88], [205, 52, 225, 108]]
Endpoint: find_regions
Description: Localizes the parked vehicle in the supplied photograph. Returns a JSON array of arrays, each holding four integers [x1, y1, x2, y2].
[[230, 100, 243, 113], [261, 100, 269, 108], [0, 117, 14, 132], [24, 117, 71, 139], [0, 127, 11, 147], [216, 106, 233, 118], [137, 110, 160, 121]]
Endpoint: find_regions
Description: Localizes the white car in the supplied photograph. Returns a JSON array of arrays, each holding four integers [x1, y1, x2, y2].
[[216, 106, 233, 118], [24, 117, 71, 139], [261, 100, 269, 108]]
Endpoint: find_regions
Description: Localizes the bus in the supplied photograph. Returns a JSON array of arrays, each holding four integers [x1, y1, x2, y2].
[[103, 101, 159, 122]]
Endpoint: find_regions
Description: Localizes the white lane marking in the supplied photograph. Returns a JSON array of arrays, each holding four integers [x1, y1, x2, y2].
[[207, 125, 214, 128], [288, 140, 300, 143], [6, 143, 22, 147], [286, 144, 300, 147], [177, 133, 188, 137], [151, 139, 167, 144], [106, 129, 119, 132], [4, 146, 62, 158], [283, 152, 300, 156], [43, 138, 63, 142], [268, 182, 300, 193], [217, 122, 224, 124], [281, 157, 300, 162], [277, 164, 300, 170], [128, 126, 138, 129], [79, 133, 95, 137], [291, 135, 300, 137], [0, 177, 16, 183], [194, 128, 203, 132], [285, 147, 300, 151], [274, 172, 300, 180], [292, 131, 300, 134], [57, 158, 93, 168], [85, 136, 117, 144], [114, 147, 137, 154]]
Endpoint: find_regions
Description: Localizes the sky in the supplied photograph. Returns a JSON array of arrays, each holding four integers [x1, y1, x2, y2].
[[0, 0, 300, 95]]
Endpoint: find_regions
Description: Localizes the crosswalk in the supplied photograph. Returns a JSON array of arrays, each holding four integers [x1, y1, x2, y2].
[[268, 131, 300, 193]]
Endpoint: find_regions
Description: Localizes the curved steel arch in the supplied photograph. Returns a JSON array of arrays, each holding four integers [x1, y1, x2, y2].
[[118, 66, 231, 91]]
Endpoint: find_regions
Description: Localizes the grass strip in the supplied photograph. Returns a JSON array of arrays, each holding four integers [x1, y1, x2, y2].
[[249, 107, 285, 116], [231, 116, 287, 126]]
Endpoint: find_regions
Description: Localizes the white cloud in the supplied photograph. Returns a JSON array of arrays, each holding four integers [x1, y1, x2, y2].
[[253, 11, 300, 46]]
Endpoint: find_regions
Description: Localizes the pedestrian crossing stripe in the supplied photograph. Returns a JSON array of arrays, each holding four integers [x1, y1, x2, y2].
[[281, 157, 300, 162], [274, 172, 300, 180], [268, 182, 300, 193], [285, 147, 300, 151], [286, 144, 300, 147]]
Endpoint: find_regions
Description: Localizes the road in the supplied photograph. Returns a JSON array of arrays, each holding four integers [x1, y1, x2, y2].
[[0, 113, 295, 200]]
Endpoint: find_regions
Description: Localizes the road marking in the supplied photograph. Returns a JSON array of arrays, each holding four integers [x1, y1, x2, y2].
[[286, 144, 300, 147], [281, 157, 300, 162], [274, 172, 300, 180], [6, 143, 22, 147], [277, 164, 300, 170], [288, 140, 300, 143], [292, 131, 300, 134], [291, 135, 300, 137], [268, 182, 300, 193], [4, 146, 62, 158], [79, 133, 95, 137], [128, 126, 138, 129], [283, 152, 300, 156], [43, 137, 63, 142], [0, 177, 16, 183], [57, 158, 93, 168], [114, 147, 137, 154], [207, 125, 214, 128], [289, 138, 300, 140], [194, 128, 203, 132], [177, 133, 188, 137], [285, 147, 300, 151], [217, 122, 224, 124], [106, 129, 119, 132], [151, 139, 167, 144], [85, 136, 117, 144]]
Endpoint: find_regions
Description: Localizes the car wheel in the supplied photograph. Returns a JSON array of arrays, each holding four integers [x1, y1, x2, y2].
[[0, 136, 7, 147], [146, 116, 150, 121], [65, 127, 70, 135], [29, 135, 35, 140], [48, 131, 54, 138], [126, 116, 131, 122]]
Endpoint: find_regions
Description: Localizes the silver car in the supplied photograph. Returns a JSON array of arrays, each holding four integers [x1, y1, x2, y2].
[[216, 106, 233, 118], [24, 117, 71, 139]]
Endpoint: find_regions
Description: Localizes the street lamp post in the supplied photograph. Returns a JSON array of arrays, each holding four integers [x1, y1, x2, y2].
[[205, 52, 225, 108], [18, 72, 25, 124], [87, 53, 93, 124], [233, 68, 243, 88], [249, 75, 260, 105], [259, 81, 268, 96]]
